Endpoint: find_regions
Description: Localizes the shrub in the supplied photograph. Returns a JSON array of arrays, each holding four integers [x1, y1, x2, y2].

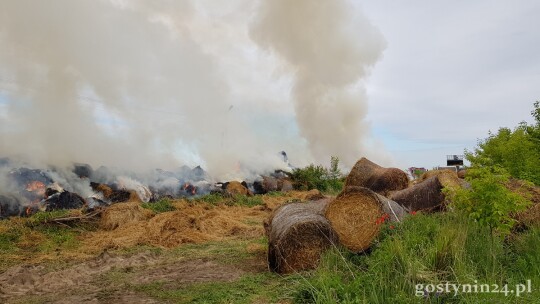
[[291, 156, 344, 193], [449, 166, 531, 237]]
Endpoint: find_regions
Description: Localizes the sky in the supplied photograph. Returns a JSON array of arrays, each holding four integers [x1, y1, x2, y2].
[[0, 0, 539, 175], [360, 0, 540, 168]]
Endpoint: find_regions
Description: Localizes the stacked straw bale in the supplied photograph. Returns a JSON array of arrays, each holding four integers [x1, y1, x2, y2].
[[325, 186, 405, 252], [389, 171, 461, 212], [345, 157, 409, 196]]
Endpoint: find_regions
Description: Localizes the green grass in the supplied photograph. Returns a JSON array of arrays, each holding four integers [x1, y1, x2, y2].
[[231, 195, 263, 207], [192, 193, 226, 205], [26, 209, 70, 226], [141, 199, 176, 213], [169, 239, 263, 264], [266, 191, 288, 197], [100, 238, 296, 303], [0, 211, 88, 271], [293, 212, 540, 303], [134, 272, 299, 304], [191, 193, 264, 208]]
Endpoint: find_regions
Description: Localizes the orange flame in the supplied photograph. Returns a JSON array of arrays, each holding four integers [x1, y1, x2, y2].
[[26, 181, 46, 197]]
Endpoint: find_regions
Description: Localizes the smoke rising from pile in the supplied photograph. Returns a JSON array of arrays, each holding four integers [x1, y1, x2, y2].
[[250, 0, 386, 167], [0, 0, 387, 179]]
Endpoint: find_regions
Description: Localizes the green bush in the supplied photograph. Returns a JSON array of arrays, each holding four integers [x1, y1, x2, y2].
[[449, 166, 531, 236], [291, 156, 344, 193]]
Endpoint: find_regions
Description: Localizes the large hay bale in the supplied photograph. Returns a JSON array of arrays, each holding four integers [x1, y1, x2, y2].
[[267, 200, 338, 274], [325, 186, 405, 253], [345, 157, 408, 196], [420, 169, 458, 181], [225, 181, 252, 196], [389, 173, 461, 212], [100, 202, 153, 230]]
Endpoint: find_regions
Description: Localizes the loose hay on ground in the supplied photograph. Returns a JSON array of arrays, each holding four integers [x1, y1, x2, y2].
[[99, 202, 153, 230], [84, 203, 266, 252]]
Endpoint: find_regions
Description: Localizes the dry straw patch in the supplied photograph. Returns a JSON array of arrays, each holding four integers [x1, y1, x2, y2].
[[83, 201, 268, 252], [99, 202, 153, 230]]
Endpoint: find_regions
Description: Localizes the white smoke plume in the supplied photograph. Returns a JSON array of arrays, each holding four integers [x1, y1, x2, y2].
[[250, 0, 387, 167], [0, 0, 387, 180]]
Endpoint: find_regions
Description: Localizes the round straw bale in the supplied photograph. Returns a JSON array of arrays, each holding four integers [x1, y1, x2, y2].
[[325, 186, 405, 252], [100, 202, 153, 230], [267, 200, 338, 274], [389, 173, 461, 212], [225, 181, 252, 196], [421, 169, 458, 181], [345, 157, 408, 196]]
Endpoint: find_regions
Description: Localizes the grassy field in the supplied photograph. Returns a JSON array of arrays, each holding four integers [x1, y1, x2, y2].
[[293, 212, 540, 303], [0, 191, 539, 303]]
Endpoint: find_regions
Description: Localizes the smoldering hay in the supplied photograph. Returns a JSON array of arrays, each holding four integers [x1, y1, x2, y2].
[[0, 0, 388, 180]]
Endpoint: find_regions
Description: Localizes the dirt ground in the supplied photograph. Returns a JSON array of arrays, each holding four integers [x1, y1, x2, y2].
[[0, 249, 264, 303], [0, 191, 316, 303]]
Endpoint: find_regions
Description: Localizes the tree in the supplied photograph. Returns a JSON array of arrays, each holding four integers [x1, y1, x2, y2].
[[466, 102, 540, 185]]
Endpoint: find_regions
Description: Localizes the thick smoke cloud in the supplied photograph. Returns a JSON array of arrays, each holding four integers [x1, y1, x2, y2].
[[0, 0, 387, 180], [250, 0, 387, 167]]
